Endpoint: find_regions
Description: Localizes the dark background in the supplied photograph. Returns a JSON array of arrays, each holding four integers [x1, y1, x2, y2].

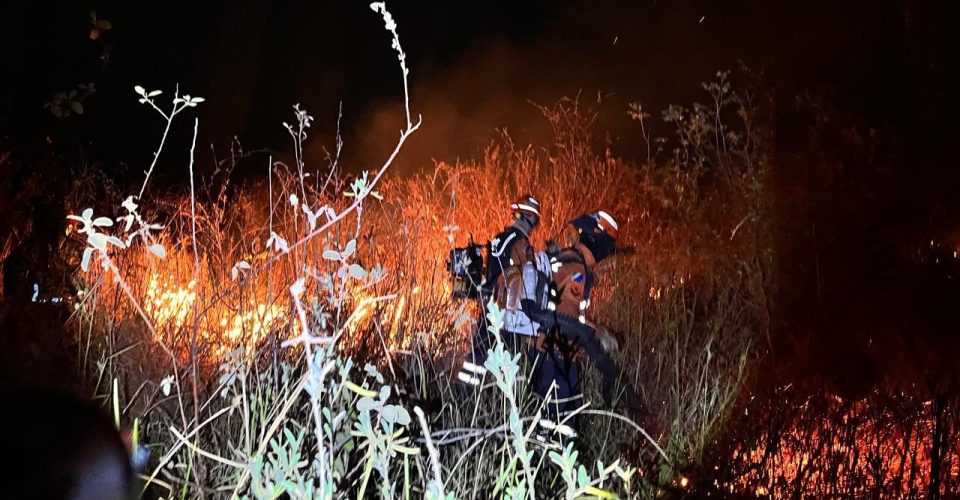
[[2, 0, 960, 391], [3, 0, 955, 174]]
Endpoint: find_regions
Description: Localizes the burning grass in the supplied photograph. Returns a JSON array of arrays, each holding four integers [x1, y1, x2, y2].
[[52, 44, 960, 497], [719, 388, 960, 498], [56, 61, 777, 496]]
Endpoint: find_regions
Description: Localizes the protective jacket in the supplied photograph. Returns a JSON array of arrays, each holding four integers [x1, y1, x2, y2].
[[487, 219, 549, 336], [522, 243, 625, 406]]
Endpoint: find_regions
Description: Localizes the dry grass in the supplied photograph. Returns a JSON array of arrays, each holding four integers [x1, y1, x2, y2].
[[68, 62, 960, 498]]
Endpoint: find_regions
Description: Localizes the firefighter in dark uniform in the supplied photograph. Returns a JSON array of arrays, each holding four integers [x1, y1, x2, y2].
[[457, 194, 550, 386], [524, 211, 651, 432]]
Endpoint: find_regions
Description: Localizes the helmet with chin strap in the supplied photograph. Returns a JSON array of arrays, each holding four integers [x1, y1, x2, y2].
[[569, 210, 619, 262], [510, 194, 541, 227]]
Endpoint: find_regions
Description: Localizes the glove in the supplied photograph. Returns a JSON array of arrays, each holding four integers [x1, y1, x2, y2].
[[597, 326, 620, 354], [553, 313, 596, 341]]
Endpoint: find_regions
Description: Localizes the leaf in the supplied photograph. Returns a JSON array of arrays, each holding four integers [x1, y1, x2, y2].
[[117, 214, 133, 232], [132, 418, 139, 450], [106, 236, 127, 248], [93, 216, 113, 227], [322, 250, 341, 261], [380, 405, 399, 424], [393, 445, 419, 455], [345, 380, 377, 397], [81, 248, 94, 272], [394, 407, 411, 426], [322, 206, 337, 221], [87, 232, 108, 250], [232, 260, 251, 281], [268, 231, 289, 253], [147, 90, 162, 97], [584, 486, 617, 499], [71, 101, 84, 115], [134, 85, 146, 96], [120, 194, 139, 216], [148, 243, 166, 259], [356, 396, 378, 412], [348, 264, 367, 280], [343, 239, 357, 258], [235, 265, 249, 279], [289, 278, 306, 297], [577, 465, 589, 488], [160, 375, 174, 396], [301, 204, 318, 231]]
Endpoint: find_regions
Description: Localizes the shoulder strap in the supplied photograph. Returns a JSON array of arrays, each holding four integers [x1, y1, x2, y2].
[[486, 227, 524, 285], [490, 228, 519, 258], [552, 248, 594, 298]]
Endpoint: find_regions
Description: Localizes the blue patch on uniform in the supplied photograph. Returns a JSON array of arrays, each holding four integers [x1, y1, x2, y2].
[[572, 272, 585, 284]]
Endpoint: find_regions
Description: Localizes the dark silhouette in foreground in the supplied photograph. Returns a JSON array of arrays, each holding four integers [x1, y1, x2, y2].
[[0, 389, 134, 500]]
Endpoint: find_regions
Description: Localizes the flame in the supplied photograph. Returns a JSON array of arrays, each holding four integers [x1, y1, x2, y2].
[[142, 272, 285, 358], [727, 393, 959, 497], [143, 275, 197, 332]]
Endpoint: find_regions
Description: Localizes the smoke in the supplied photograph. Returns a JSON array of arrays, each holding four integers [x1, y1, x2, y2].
[[325, 0, 747, 176], [8, 0, 960, 390], [334, 39, 554, 175], [324, 0, 960, 394]]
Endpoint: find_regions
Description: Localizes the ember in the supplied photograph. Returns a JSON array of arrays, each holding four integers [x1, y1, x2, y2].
[[722, 390, 960, 497]]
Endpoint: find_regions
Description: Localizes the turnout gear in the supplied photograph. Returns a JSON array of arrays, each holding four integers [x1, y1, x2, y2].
[[458, 195, 549, 387], [523, 212, 649, 422], [484, 216, 534, 300], [458, 209, 659, 439], [484, 197, 550, 336], [447, 196, 543, 303]]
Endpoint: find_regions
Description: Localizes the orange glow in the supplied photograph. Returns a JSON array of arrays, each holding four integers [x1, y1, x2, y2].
[[143, 274, 197, 333], [142, 272, 285, 358], [727, 393, 959, 497]]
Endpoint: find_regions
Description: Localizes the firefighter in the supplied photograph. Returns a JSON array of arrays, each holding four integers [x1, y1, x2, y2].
[[457, 194, 551, 386], [523, 211, 650, 430]]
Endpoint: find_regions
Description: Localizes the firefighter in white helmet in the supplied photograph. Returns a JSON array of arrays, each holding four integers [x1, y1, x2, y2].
[[457, 194, 553, 386], [523, 211, 654, 437]]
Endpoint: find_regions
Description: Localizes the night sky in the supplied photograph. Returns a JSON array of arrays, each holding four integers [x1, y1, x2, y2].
[[4, 0, 956, 172], [3, 0, 960, 389]]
